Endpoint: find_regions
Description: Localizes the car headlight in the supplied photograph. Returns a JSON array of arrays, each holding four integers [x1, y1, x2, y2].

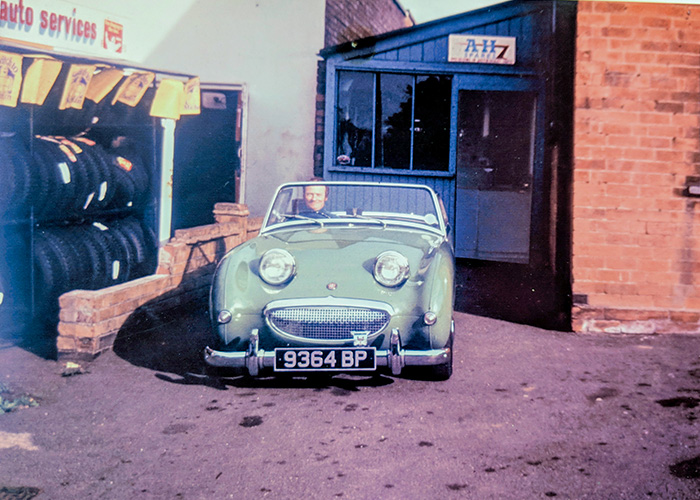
[[259, 249, 296, 285], [373, 251, 410, 287]]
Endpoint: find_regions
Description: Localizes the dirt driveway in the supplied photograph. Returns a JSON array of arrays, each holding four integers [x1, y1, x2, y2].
[[1, 307, 699, 499]]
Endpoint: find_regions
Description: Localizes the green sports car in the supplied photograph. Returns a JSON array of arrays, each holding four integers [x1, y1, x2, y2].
[[205, 181, 455, 379]]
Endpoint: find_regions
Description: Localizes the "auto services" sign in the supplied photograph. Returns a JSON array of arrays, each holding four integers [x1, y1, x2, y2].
[[0, 0, 127, 58]]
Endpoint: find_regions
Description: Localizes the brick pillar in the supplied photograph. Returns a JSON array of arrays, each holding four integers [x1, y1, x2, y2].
[[213, 202, 250, 224]]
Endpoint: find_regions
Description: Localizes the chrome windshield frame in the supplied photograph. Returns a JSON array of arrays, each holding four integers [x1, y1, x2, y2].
[[260, 181, 447, 236]]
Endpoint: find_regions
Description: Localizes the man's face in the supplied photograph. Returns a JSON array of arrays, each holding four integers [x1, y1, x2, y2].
[[304, 185, 327, 212]]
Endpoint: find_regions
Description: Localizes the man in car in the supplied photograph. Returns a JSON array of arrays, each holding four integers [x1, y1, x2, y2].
[[299, 183, 331, 218]]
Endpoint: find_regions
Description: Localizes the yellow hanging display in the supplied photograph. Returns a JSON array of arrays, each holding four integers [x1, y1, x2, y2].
[[21, 57, 62, 106], [181, 77, 201, 115], [0, 50, 198, 115], [112, 71, 154, 107], [85, 68, 124, 104], [0, 51, 23, 108], [150, 78, 185, 120], [59, 64, 96, 110]]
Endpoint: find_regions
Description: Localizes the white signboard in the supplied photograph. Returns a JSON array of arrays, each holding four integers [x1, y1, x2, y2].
[[448, 34, 516, 65], [0, 0, 128, 59]]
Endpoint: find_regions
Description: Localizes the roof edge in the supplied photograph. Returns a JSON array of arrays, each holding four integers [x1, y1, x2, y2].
[[319, 0, 549, 59]]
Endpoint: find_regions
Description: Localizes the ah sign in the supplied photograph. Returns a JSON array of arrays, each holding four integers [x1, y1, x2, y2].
[[448, 34, 516, 65]]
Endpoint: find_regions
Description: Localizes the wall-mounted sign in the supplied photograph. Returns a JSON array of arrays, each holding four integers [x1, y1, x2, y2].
[[448, 34, 516, 65], [0, 0, 128, 59]]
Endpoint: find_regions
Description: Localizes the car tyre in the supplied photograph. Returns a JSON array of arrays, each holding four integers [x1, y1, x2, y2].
[[425, 327, 454, 381]]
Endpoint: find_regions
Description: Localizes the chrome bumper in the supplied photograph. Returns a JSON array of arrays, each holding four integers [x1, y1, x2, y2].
[[204, 329, 449, 377]]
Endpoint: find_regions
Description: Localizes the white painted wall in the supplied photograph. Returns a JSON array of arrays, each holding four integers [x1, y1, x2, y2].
[[71, 0, 326, 215]]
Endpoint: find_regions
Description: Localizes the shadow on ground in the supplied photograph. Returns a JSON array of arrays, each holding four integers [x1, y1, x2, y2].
[[455, 258, 571, 331], [113, 296, 211, 377], [112, 294, 396, 391]]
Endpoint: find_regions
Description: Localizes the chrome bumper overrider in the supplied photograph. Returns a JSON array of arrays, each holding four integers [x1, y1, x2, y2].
[[204, 329, 449, 377]]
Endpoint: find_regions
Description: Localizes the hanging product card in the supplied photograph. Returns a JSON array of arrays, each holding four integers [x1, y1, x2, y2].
[[112, 71, 154, 107], [181, 77, 201, 115], [150, 79, 184, 120], [59, 64, 96, 110], [21, 57, 62, 105], [86, 68, 123, 103], [0, 51, 23, 107]]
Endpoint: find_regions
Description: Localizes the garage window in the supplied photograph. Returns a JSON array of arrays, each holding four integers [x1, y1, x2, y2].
[[336, 71, 451, 172]]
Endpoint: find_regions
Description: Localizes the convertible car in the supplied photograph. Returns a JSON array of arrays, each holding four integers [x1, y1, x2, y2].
[[204, 181, 455, 379]]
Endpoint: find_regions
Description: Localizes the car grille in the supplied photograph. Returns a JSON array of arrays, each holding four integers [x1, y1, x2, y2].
[[266, 306, 390, 341]]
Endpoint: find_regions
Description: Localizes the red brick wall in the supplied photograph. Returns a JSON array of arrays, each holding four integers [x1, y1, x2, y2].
[[315, 0, 413, 175], [324, 0, 412, 47], [573, 1, 700, 333], [57, 205, 263, 359]]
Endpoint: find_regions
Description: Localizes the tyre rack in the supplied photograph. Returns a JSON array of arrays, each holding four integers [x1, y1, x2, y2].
[[0, 107, 160, 343]]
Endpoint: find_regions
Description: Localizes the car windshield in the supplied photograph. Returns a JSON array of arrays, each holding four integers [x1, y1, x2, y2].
[[263, 183, 443, 232]]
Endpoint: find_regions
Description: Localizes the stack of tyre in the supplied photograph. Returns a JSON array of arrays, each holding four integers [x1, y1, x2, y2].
[[0, 224, 28, 336], [0, 132, 156, 320]]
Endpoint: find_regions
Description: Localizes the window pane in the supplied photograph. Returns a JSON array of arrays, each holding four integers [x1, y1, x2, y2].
[[456, 91, 535, 190], [336, 71, 373, 167], [413, 76, 451, 171], [376, 73, 412, 169]]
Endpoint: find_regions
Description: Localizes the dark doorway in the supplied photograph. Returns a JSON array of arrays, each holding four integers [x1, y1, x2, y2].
[[455, 90, 536, 264], [451, 88, 570, 331], [172, 86, 242, 230]]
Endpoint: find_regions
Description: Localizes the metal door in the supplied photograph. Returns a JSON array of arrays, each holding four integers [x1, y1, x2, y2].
[[454, 86, 538, 264]]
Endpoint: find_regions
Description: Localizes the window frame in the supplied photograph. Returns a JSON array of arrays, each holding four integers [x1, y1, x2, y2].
[[330, 69, 454, 178]]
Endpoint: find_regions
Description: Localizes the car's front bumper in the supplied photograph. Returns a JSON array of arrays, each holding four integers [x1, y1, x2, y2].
[[204, 328, 450, 377]]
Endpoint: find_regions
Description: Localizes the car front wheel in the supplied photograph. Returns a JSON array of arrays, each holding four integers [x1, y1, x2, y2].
[[426, 326, 454, 381]]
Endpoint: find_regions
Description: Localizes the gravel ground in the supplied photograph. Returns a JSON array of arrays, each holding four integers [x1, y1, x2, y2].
[[0, 307, 699, 499]]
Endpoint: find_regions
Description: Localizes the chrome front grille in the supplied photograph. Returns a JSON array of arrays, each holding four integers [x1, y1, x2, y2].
[[266, 305, 390, 341]]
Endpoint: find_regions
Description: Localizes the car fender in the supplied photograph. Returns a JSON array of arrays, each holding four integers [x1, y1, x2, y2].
[[422, 245, 455, 350], [210, 240, 268, 347]]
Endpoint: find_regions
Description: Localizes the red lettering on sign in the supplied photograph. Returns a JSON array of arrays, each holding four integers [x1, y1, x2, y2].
[[36, 8, 97, 41], [0, 0, 33, 26]]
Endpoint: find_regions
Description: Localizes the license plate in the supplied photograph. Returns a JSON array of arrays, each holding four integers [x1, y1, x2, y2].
[[274, 348, 376, 372]]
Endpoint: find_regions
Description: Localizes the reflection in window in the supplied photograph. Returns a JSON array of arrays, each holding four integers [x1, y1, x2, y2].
[[377, 74, 412, 169], [337, 71, 373, 166], [456, 91, 535, 191], [335, 71, 451, 172], [414, 76, 451, 171]]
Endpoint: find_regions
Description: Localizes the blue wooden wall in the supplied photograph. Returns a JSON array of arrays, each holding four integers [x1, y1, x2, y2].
[[322, 1, 560, 225], [325, 171, 454, 222], [321, 1, 577, 328], [370, 8, 544, 69]]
